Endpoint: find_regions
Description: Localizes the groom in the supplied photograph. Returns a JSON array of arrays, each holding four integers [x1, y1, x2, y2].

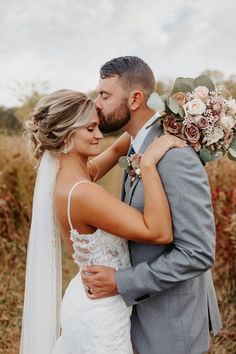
[[82, 56, 222, 354]]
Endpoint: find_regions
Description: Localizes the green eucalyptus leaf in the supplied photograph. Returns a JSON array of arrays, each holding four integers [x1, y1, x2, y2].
[[118, 156, 128, 168], [172, 77, 192, 94], [194, 75, 215, 91], [147, 92, 165, 112], [182, 78, 195, 91], [228, 148, 236, 161], [161, 94, 168, 103], [199, 148, 213, 163], [178, 107, 185, 118], [168, 96, 179, 114], [229, 136, 236, 150]]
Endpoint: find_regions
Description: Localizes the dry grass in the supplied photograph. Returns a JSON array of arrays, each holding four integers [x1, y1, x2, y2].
[[0, 135, 235, 353]]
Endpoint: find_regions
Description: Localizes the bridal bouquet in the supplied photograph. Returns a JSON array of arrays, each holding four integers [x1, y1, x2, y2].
[[147, 75, 236, 164]]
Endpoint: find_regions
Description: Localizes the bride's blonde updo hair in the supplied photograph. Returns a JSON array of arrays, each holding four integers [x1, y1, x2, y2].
[[25, 89, 95, 161]]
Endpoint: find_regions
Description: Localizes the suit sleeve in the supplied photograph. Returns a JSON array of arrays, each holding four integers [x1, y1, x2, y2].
[[116, 146, 216, 307]]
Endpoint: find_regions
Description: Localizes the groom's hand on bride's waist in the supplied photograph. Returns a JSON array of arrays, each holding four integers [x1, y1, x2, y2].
[[81, 265, 118, 299]]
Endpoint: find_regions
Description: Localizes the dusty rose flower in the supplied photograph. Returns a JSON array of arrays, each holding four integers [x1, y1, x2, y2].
[[163, 117, 182, 134], [194, 86, 209, 101], [198, 117, 210, 129], [211, 96, 224, 115], [184, 124, 200, 143], [184, 99, 206, 116], [172, 92, 186, 106], [130, 154, 142, 170], [223, 130, 234, 149], [221, 115, 235, 131]]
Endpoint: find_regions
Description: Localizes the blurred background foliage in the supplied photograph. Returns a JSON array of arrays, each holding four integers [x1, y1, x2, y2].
[[0, 71, 235, 353]]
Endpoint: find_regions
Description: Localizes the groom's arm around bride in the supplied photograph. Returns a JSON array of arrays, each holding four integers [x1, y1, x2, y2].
[[82, 55, 222, 354]]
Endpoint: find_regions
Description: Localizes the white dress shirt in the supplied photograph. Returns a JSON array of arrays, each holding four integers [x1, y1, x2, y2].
[[131, 112, 160, 153]]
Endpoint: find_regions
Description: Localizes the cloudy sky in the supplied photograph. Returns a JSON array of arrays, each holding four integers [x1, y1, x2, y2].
[[0, 0, 235, 107]]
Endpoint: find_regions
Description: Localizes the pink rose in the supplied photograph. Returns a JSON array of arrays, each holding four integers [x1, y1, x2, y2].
[[223, 130, 234, 149], [198, 117, 210, 129], [184, 124, 200, 143], [194, 86, 209, 101], [131, 154, 142, 170], [163, 117, 182, 134], [211, 96, 224, 115], [172, 92, 186, 106]]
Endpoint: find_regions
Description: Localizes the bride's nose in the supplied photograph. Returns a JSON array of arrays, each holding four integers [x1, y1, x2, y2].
[[95, 128, 103, 139]]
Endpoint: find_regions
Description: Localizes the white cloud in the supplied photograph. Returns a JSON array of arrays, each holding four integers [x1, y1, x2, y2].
[[0, 0, 235, 106]]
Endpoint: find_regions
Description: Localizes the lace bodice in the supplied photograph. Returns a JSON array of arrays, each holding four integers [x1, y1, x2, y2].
[[68, 181, 131, 271]]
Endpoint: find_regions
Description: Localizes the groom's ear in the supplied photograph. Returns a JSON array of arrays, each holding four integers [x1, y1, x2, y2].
[[128, 90, 144, 111]]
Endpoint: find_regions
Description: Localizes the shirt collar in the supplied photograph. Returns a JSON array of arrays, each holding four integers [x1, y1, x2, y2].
[[132, 112, 160, 153]]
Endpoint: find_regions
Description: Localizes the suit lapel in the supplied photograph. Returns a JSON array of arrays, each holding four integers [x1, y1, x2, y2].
[[121, 171, 128, 201], [125, 123, 163, 205]]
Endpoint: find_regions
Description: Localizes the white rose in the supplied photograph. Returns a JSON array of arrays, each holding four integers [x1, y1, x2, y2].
[[194, 86, 209, 100], [205, 127, 224, 146], [227, 99, 236, 114], [183, 99, 206, 116], [221, 115, 235, 130], [135, 168, 141, 176], [193, 115, 202, 125]]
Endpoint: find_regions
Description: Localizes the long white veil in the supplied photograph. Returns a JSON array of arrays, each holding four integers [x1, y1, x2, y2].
[[20, 150, 62, 354]]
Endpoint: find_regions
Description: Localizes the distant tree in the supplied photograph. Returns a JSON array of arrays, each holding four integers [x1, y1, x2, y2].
[[12, 81, 49, 123], [87, 90, 97, 100], [14, 90, 43, 123], [201, 70, 236, 98], [155, 80, 172, 96], [201, 70, 225, 84], [224, 75, 236, 98], [0, 106, 22, 134]]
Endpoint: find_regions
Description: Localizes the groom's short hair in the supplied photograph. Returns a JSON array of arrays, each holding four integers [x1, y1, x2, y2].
[[100, 56, 156, 99]]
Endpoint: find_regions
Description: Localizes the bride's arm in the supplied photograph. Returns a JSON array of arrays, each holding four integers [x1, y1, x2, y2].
[[88, 132, 131, 181], [70, 135, 186, 244]]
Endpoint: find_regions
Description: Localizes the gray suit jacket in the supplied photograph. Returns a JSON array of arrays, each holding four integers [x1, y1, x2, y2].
[[116, 123, 222, 354]]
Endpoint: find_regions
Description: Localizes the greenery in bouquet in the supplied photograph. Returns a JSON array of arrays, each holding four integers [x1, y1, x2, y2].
[[147, 75, 236, 164]]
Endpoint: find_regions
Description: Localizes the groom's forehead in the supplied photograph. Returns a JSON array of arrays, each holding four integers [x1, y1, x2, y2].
[[97, 76, 122, 92]]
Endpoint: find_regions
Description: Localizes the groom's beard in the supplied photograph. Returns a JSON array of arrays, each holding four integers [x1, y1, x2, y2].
[[97, 98, 131, 133]]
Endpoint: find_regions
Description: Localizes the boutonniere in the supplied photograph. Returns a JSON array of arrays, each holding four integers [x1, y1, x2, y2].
[[119, 153, 142, 182]]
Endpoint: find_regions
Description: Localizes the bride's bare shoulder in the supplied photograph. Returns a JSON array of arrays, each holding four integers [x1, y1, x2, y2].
[[54, 180, 105, 210]]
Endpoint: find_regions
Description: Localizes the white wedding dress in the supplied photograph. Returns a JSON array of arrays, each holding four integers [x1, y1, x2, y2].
[[52, 181, 133, 354]]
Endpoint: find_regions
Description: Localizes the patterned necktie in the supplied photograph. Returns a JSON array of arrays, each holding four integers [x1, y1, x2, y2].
[[127, 145, 135, 157]]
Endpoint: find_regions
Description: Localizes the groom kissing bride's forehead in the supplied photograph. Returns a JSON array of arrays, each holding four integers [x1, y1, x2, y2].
[[82, 55, 222, 354], [96, 56, 156, 134]]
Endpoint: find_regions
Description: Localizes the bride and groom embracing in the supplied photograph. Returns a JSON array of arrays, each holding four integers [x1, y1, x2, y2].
[[20, 56, 222, 354]]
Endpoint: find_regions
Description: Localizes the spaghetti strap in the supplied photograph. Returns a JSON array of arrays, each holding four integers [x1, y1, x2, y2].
[[67, 180, 92, 230]]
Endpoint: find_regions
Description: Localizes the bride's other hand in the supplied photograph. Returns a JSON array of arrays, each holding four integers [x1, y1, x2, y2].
[[141, 135, 187, 167]]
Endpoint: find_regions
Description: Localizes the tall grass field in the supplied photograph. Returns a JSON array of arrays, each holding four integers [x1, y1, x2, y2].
[[0, 135, 235, 353]]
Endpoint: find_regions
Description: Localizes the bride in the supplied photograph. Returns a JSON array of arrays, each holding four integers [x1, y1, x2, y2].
[[20, 89, 186, 354]]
